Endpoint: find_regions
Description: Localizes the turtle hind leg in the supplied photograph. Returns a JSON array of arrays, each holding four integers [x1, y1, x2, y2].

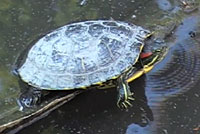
[[18, 87, 42, 111], [117, 75, 135, 109]]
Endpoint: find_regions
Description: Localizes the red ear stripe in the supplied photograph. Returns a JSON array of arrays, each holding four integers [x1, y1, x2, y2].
[[140, 52, 153, 59]]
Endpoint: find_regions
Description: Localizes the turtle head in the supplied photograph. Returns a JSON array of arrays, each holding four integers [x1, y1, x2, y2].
[[142, 37, 169, 67], [151, 45, 168, 64], [139, 29, 152, 39]]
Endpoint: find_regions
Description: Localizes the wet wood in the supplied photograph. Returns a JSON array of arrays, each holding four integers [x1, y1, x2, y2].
[[0, 91, 84, 134]]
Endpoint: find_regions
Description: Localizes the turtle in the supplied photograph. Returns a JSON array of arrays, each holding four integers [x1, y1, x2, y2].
[[14, 20, 168, 110]]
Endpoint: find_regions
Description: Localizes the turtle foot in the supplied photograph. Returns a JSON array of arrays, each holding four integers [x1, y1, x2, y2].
[[18, 89, 42, 111], [117, 92, 135, 109]]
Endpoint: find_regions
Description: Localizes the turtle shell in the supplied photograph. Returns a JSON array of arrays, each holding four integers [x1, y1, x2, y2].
[[18, 20, 151, 90]]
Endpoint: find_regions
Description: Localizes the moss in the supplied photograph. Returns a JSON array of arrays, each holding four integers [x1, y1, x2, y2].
[[0, 0, 13, 11], [0, 67, 19, 99]]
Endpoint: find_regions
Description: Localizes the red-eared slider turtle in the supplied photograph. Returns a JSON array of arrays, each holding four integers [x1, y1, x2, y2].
[[15, 20, 167, 110]]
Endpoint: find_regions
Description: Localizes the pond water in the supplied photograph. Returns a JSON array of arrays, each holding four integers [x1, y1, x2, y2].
[[0, 0, 200, 134]]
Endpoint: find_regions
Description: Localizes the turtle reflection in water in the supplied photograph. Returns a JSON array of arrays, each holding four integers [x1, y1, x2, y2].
[[14, 20, 168, 110]]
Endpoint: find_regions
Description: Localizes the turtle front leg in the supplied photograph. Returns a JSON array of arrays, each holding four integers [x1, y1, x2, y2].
[[17, 87, 42, 111], [117, 75, 135, 109]]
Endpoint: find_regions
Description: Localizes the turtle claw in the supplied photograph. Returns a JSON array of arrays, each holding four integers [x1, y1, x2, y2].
[[122, 102, 128, 109], [128, 96, 135, 101], [125, 100, 133, 107], [117, 93, 135, 109]]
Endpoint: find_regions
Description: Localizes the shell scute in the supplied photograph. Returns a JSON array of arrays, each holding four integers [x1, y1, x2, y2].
[[65, 24, 87, 37], [108, 38, 123, 59], [83, 59, 98, 73], [64, 58, 83, 74], [103, 21, 118, 27], [73, 75, 88, 87], [44, 32, 59, 42], [88, 72, 102, 84], [97, 42, 113, 67], [57, 75, 73, 89], [124, 53, 136, 65], [40, 74, 57, 89], [129, 42, 142, 53], [110, 25, 133, 37], [88, 24, 107, 37]]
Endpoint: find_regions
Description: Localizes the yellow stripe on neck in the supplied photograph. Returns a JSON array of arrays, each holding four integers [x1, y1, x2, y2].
[[127, 65, 154, 83]]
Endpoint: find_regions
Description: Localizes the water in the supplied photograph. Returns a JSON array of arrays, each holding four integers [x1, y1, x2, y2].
[[0, 0, 199, 134]]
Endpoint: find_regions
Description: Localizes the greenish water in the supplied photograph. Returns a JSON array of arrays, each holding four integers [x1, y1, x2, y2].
[[0, 0, 200, 134]]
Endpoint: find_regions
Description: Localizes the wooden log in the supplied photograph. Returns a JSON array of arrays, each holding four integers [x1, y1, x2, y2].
[[0, 91, 84, 134]]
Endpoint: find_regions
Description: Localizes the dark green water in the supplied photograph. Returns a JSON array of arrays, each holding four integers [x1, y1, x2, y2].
[[0, 0, 200, 134]]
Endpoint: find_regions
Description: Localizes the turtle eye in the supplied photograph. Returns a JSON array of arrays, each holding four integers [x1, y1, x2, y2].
[[139, 30, 150, 37], [154, 49, 161, 53]]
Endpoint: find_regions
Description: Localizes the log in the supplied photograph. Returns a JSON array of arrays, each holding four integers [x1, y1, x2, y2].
[[0, 91, 84, 134]]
